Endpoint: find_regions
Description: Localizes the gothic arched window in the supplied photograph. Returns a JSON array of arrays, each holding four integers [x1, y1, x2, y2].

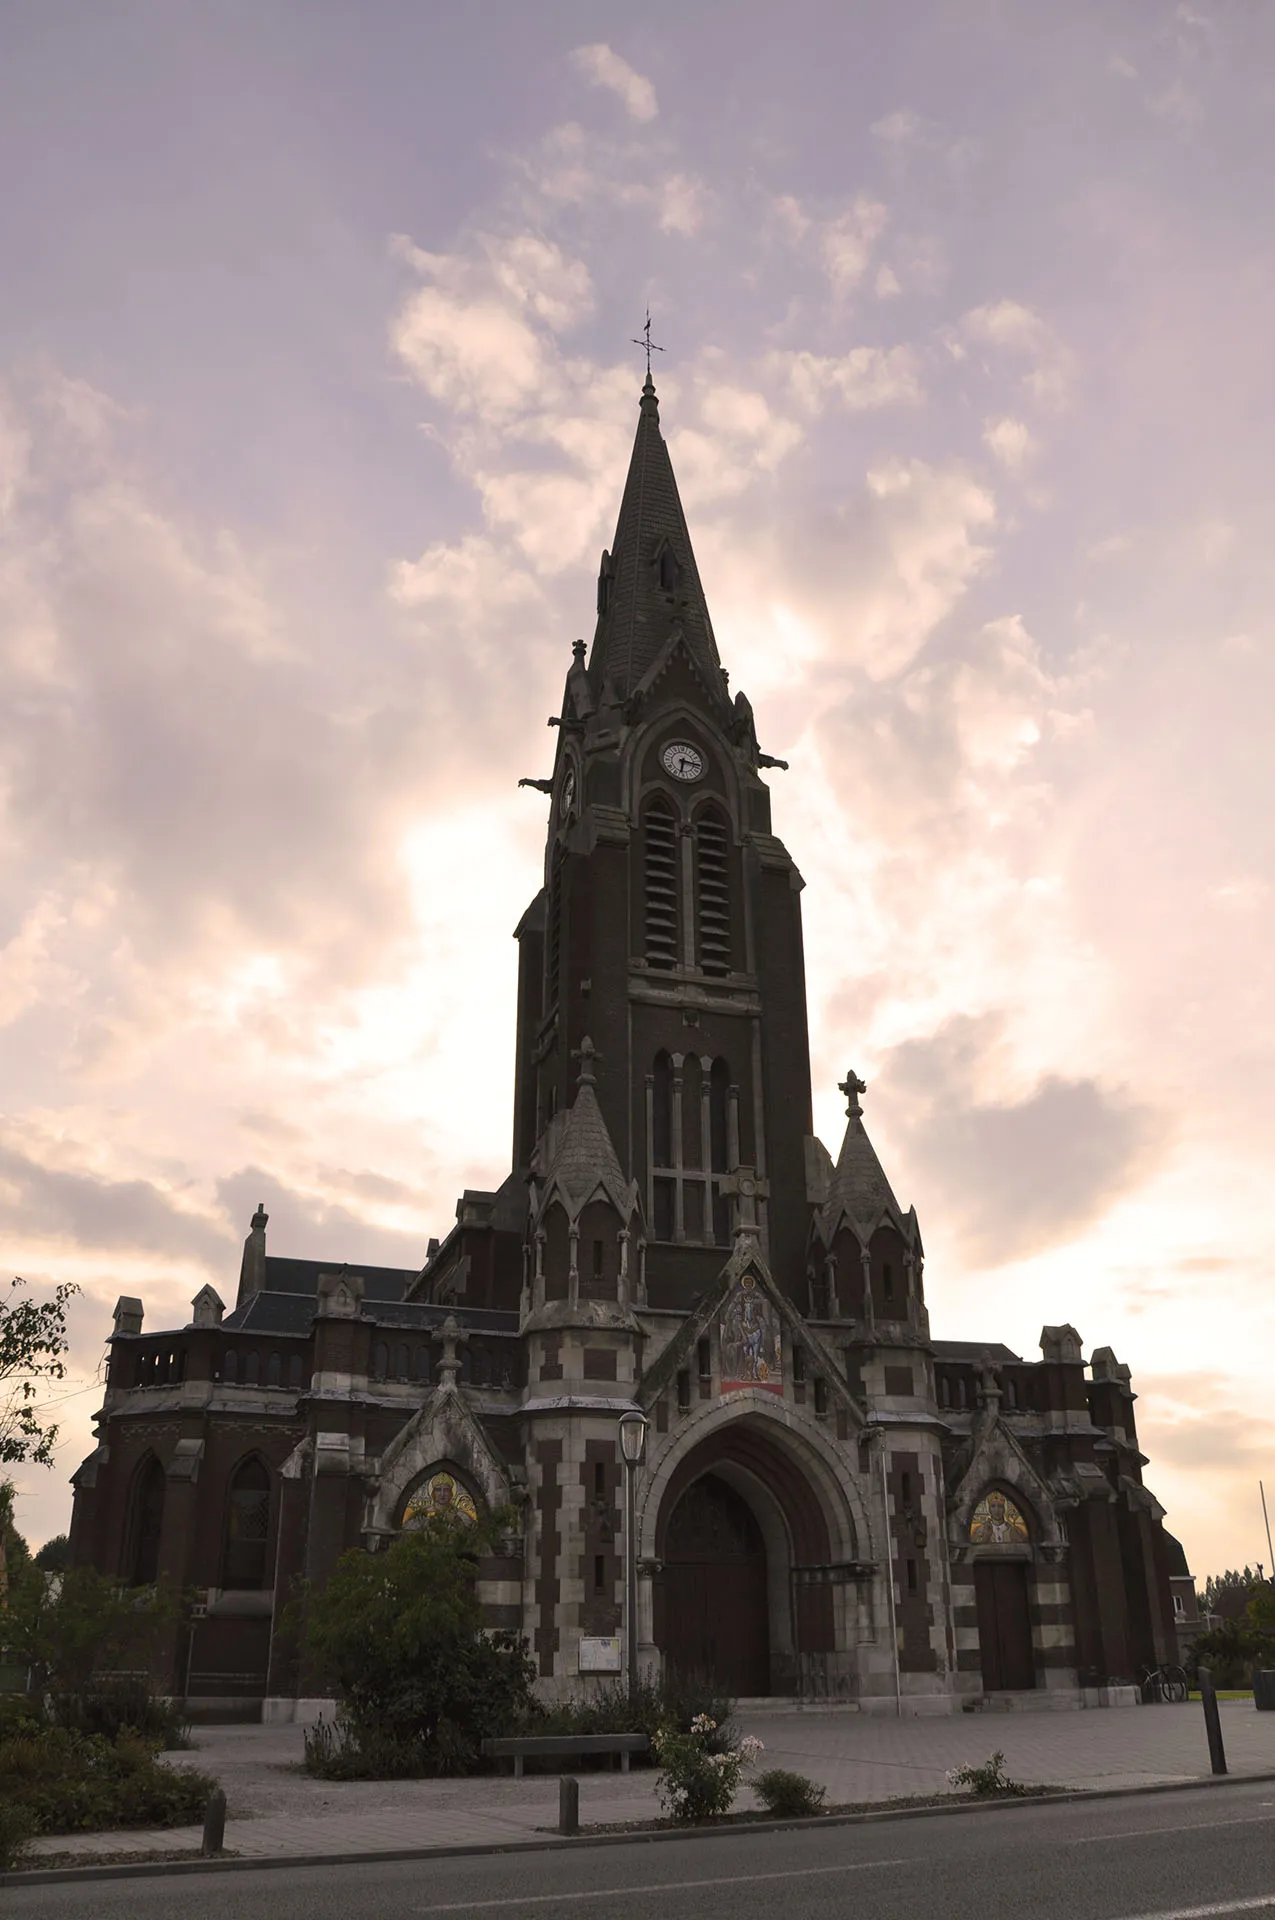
[[394, 1342, 410, 1382], [287, 1353, 304, 1391], [658, 546, 679, 592], [222, 1348, 239, 1385], [643, 799, 679, 969], [222, 1456, 271, 1590], [266, 1351, 282, 1387], [694, 807, 731, 974], [371, 1341, 388, 1381], [244, 1351, 260, 1386], [127, 1455, 166, 1587]]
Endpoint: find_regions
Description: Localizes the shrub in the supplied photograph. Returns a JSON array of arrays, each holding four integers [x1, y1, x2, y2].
[[520, 1674, 737, 1760], [301, 1513, 536, 1777], [0, 1725, 213, 1834], [0, 1799, 34, 1872], [753, 1768, 827, 1818], [653, 1714, 764, 1823], [946, 1750, 1026, 1797], [48, 1683, 191, 1751]]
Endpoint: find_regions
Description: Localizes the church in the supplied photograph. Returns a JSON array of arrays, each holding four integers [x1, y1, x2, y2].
[[68, 373, 1183, 1717]]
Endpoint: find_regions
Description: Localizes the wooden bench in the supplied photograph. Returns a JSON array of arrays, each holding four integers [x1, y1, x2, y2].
[[481, 1732, 649, 1778]]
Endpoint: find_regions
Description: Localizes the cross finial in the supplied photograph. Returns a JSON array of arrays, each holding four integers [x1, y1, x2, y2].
[[838, 1071, 867, 1116], [631, 307, 664, 379], [572, 1035, 601, 1086]]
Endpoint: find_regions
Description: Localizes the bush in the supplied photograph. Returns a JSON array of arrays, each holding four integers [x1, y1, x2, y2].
[[0, 1799, 35, 1872], [48, 1683, 191, 1751], [753, 1768, 827, 1818], [946, 1750, 1027, 1797], [521, 1674, 738, 1760], [653, 1715, 764, 1823], [301, 1514, 536, 1777], [0, 1725, 213, 1834]]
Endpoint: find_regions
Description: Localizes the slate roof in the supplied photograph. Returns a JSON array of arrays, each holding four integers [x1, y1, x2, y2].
[[222, 1289, 519, 1336], [932, 1340, 1023, 1365], [586, 377, 730, 705]]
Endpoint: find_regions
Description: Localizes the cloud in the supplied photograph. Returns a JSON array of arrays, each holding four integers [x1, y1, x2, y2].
[[867, 1016, 1167, 1264], [772, 344, 923, 414], [963, 300, 1071, 408], [0, 1130, 233, 1268], [870, 109, 922, 144], [215, 1167, 428, 1273], [570, 44, 658, 122], [821, 197, 889, 295], [983, 416, 1034, 470]]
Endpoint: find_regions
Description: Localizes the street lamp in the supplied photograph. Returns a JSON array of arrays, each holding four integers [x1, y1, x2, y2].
[[617, 1409, 649, 1699]]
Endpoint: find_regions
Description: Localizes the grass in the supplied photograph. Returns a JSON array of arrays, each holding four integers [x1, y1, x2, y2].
[[1187, 1689, 1253, 1702]]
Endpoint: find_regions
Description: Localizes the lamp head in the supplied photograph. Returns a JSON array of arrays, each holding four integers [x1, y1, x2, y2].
[[618, 1408, 649, 1465]]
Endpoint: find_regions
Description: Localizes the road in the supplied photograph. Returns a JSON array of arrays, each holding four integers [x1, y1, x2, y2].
[[9, 1779, 1275, 1920]]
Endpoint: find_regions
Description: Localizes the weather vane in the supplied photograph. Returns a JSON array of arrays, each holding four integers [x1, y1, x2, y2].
[[631, 308, 664, 377]]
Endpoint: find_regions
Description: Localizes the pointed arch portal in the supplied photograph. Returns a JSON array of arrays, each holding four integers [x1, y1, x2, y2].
[[652, 1419, 842, 1697]]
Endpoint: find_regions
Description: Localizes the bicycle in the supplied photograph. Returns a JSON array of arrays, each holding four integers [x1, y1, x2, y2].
[[1139, 1662, 1189, 1703]]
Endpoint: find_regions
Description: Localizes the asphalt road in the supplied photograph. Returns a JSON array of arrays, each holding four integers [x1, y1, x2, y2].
[[9, 1780, 1275, 1920]]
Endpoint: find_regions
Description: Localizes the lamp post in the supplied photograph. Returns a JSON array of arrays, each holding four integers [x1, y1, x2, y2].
[[618, 1409, 649, 1699]]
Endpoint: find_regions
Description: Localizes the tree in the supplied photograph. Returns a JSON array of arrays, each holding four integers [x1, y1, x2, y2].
[[303, 1511, 535, 1774], [0, 1479, 30, 1604], [34, 1535, 71, 1573], [1, 1276, 79, 1468]]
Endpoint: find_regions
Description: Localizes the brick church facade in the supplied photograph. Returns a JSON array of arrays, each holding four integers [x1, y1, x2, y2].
[[69, 375, 1183, 1716]]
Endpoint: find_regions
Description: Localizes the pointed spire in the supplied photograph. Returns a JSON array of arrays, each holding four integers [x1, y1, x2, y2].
[[588, 380, 728, 704], [822, 1073, 909, 1238], [539, 1047, 635, 1219]]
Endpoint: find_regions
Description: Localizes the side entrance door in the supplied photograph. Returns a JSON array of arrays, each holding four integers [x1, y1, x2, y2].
[[974, 1560, 1036, 1691]]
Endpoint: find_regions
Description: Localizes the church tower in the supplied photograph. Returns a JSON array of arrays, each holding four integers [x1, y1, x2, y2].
[[511, 372, 816, 1308]]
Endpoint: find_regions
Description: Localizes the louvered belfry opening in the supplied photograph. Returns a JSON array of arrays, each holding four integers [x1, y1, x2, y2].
[[546, 847, 564, 1006], [695, 808, 731, 974], [644, 799, 679, 968]]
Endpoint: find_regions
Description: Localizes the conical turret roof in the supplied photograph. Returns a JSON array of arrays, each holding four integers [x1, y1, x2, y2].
[[536, 1038, 636, 1220], [821, 1072, 913, 1240], [588, 376, 728, 704]]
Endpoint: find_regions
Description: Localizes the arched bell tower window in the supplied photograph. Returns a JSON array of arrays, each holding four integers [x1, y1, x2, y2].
[[694, 807, 731, 974], [658, 546, 680, 592], [643, 799, 679, 970], [126, 1454, 166, 1587], [222, 1455, 271, 1590]]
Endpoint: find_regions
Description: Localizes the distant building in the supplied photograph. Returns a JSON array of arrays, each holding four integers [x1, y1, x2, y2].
[[70, 376, 1181, 1716]]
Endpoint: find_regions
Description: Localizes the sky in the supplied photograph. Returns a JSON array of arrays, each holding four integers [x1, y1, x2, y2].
[[2, 0, 1274, 1582]]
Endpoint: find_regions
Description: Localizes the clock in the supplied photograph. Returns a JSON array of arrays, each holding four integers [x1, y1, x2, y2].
[[559, 765, 576, 817], [661, 741, 705, 782]]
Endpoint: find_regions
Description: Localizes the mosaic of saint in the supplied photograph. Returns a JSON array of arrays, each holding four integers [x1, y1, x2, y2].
[[720, 1273, 782, 1393], [402, 1471, 478, 1529], [969, 1490, 1030, 1546]]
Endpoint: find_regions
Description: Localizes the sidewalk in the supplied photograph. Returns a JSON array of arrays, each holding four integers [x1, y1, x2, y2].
[[26, 1701, 1275, 1865]]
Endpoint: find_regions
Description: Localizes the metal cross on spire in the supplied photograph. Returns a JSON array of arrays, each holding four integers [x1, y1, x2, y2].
[[631, 307, 664, 377]]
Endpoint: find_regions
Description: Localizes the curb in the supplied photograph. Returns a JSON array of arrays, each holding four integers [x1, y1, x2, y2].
[[7, 1768, 1275, 1890]]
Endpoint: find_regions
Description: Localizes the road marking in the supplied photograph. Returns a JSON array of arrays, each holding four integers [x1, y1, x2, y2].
[[1071, 1815, 1275, 1847], [1115, 1899, 1275, 1920], [412, 1855, 907, 1914]]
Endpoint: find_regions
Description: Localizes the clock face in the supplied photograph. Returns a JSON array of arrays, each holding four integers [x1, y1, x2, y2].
[[661, 741, 705, 782], [559, 764, 576, 816]]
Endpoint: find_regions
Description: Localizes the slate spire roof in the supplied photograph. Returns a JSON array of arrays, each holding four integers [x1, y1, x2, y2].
[[821, 1071, 916, 1241], [587, 375, 729, 705], [536, 1037, 638, 1221]]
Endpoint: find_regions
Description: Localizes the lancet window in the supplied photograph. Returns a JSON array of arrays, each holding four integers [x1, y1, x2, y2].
[[221, 1455, 271, 1590], [694, 807, 731, 974], [643, 799, 679, 969], [647, 1051, 738, 1246]]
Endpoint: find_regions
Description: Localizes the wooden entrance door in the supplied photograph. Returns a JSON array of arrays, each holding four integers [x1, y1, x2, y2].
[[974, 1561, 1036, 1691], [661, 1473, 770, 1696]]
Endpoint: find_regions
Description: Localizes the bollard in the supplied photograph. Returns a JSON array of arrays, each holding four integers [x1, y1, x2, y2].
[[201, 1786, 227, 1856], [558, 1775, 580, 1837], [1198, 1665, 1228, 1776]]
